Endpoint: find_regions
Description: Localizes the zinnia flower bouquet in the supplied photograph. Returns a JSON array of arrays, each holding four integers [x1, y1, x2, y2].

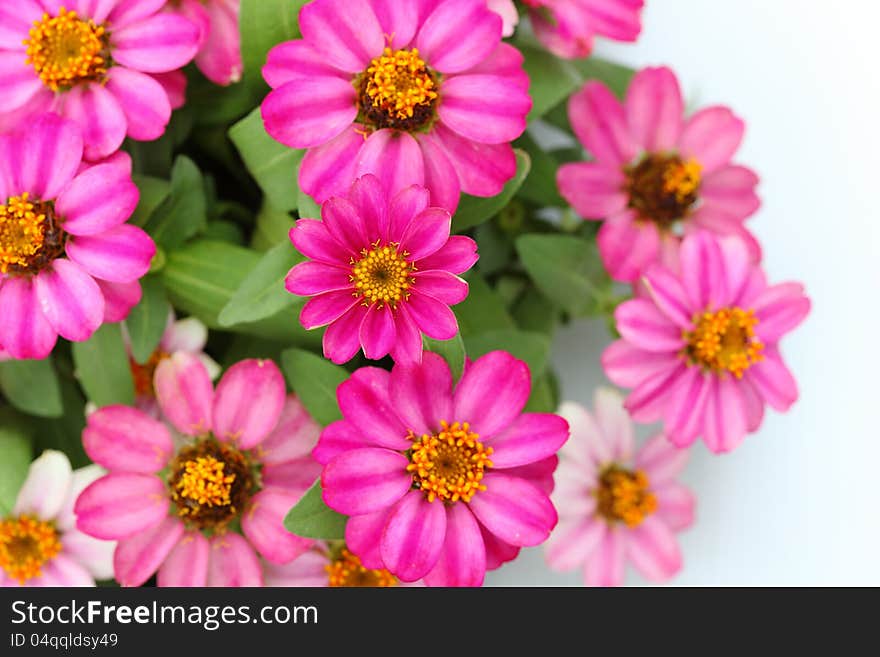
[[0, 0, 808, 588]]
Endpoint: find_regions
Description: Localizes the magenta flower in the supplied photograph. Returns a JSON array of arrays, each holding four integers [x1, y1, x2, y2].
[[176, 0, 242, 86], [261, 0, 531, 212], [602, 232, 811, 452], [523, 0, 643, 58], [559, 67, 761, 283], [285, 175, 478, 364], [0, 0, 200, 160], [74, 355, 322, 587], [1, 451, 114, 587], [313, 351, 569, 586], [546, 390, 694, 586], [0, 114, 154, 360]]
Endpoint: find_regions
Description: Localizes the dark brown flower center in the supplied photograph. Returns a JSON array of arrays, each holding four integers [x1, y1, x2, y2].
[[0, 194, 66, 276], [357, 47, 439, 132], [624, 154, 701, 227]]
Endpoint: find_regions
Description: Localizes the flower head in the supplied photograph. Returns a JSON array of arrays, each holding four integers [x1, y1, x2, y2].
[[546, 390, 694, 586], [1, 451, 114, 587], [0, 1, 200, 160], [285, 175, 478, 364], [602, 232, 811, 452], [524, 0, 643, 59], [313, 351, 569, 586], [0, 114, 154, 360], [559, 67, 761, 282], [74, 355, 322, 586], [261, 0, 531, 212], [174, 0, 242, 85]]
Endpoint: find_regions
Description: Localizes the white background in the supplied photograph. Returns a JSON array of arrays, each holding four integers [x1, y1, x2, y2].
[[487, 0, 880, 585]]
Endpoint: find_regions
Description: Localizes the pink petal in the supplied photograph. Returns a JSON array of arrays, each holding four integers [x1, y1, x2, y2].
[[299, 125, 364, 204], [259, 396, 322, 466], [83, 405, 173, 473], [438, 74, 529, 144], [38, 554, 94, 586], [428, 123, 516, 197], [597, 211, 661, 283], [0, 1, 42, 51], [399, 207, 451, 261], [34, 259, 104, 342], [557, 162, 628, 219], [601, 340, 679, 389], [625, 66, 684, 152], [61, 529, 114, 580], [261, 77, 357, 149], [321, 448, 411, 516], [300, 289, 359, 329], [679, 230, 725, 310], [583, 527, 625, 587], [54, 464, 103, 533], [148, 70, 186, 109], [96, 279, 141, 323], [389, 302, 424, 364], [403, 290, 458, 340], [699, 164, 761, 220], [663, 366, 711, 448], [388, 185, 430, 242], [242, 489, 313, 564], [642, 264, 694, 328], [423, 504, 485, 586], [322, 304, 367, 364], [108, 0, 169, 28], [0, 276, 57, 359], [746, 349, 798, 412], [678, 106, 745, 176], [14, 450, 71, 520], [320, 196, 368, 255], [614, 298, 684, 352], [389, 351, 453, 436], [469, 473, 556, 546], [298, 0, 383, 73], [359, 303, 396, 360], [0, 51, 43, 114], [417, 235, 479, 274], [626, 516, 682, 583], [568, 81, 637, 166], [482, 524, 519, 570], [105, 66, 171, 141], [416, 134, 461, 212], [261, 459, 322, 496], [453, 351, 530, 439], [206, 533, 263, 586], [380, 490, 447, 582], [9, 113, 83, 199], [154, 352, 214, 436], [58, 82, 126, 161], [75, 473, 168, 540], [285, 261, 351, 296], [262, 549, 331, 587], [66, 224, 155, 283], [367, 0, 419, 48], [288, 218, 351, 266], [412, 271, 467, 305], [73, 0, 117, 23], [112, 14, 200, 73], [355, 129, 425, 198], [349, 174, 390, 242], [416, 0, 500, 73], [56, 164, 139, 236], [545, 517, 606, 572], [488, 413, 569, 469], [702, 375, 749, 453], [465, 42, 528, 87], [635, 434, 689, 486], [740, 375, 766, 432], [157, 531, 209, 586], [556, 400, 608, 468], [594, 387, 635, 462], [263, 40, 346, 89], [345, 508, 390, 569], [194, 0, 242, 85], [212, 359, 286, 449], [625, 363, 688, 423], [336, 367, 409, 449], [753, 282, 811, 343], [654, 483, 695, 531], [114, 516, 184, 587]]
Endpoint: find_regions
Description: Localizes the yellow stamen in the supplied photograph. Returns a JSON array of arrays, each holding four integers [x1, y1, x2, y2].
[[662, 159, 702, 204], [130, 350, 169, 398], [25, 8, 108, 92], [174, 456, 235, 510], [0, 515, 62, 584], [350, 241, 415, 308], [326, 549, 397, 587], [407, 421, 493, 504], [625, 154, 702, 226], [0, 193, 47, 274], [364, 47, 438, 120], [595, 467, 657, 528], [685, 307, 764, 378]]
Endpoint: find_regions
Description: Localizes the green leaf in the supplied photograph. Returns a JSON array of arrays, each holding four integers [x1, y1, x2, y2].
[[72, 323, 135, 407], [202, 220, 245, 245], [455, 272, 515, 336], [126, 276, 171, 364], [520, 44, 584, 121], [252, 202, 295, 251], [219, 241, 305, 327], [513, 288, 561, 335], [130, 175, 170, 227], [283, 480, 347, 540], [240, 0, 308, 98], [31, 377, 90, 469], [0, 410, 32, 516], [571, 56, 636, 99], [453, 150, 531, 232], [524, 373, 560, 414], [229, 108, 304, 212], [463, 329, 551, 378], [297, 161, 322, 219], [280, 348, 347, 426], [143, 156, 207, 250], [474, 222, 514, 277], [0, 358, 63, 418], [516, 132, 565, 207], [516, 233, 612, 316], [423, 334, 466, 381]]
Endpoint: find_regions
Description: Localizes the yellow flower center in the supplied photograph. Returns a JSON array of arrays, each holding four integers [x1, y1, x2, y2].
[[169, 441, 254, 530], [350, 242, 415, 308], [0, 515, 62, 584], [407, 421, 494, 504], [326, 548, 397, 587], [130, 350, 169, 398], [25, 7, 109, 92], [596, 466, 657, 528], [0, 193, 65, 275], [685, 307, 765, 378], [358, 47, 439, 131], [625, 154, 702, 226]]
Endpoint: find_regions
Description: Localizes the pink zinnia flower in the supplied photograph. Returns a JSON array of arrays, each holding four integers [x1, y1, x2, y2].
[[313, 351, 569, 586], [546, 390, 694, 586], [559, 66, 761, 283], [0, 114, 154, 360], [74, 355, 322, 586], [0, 0, 200, 160], [174, 0, 242, 86], [285, 175, 478, 364], [524, 0, 643, 59], [602, 232, 811, 452], [261, 0, 531, 212], [1, 451, 114, 587]]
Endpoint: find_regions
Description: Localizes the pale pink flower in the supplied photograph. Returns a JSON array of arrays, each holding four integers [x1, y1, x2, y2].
[[486, 0, 518, 36], [175, 0, 242, 85], [525, 0, 643, 59]]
